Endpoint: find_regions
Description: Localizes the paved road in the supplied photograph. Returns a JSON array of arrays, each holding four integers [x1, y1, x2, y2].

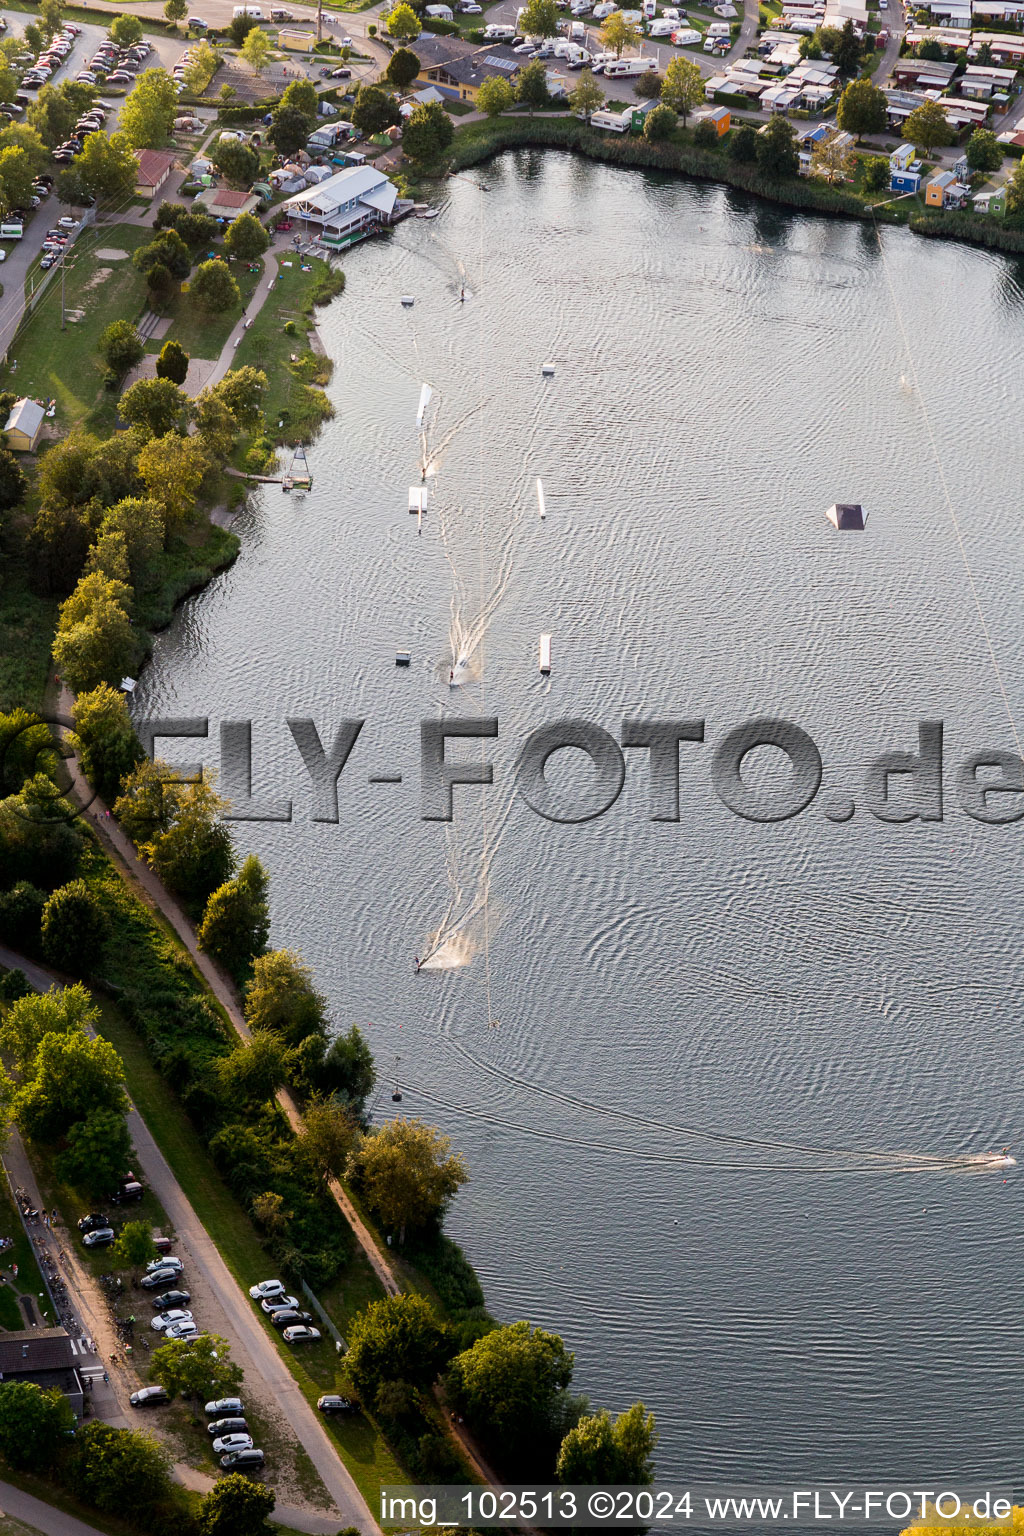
[[0, 940, 379, 1536], [0, 1480, 107, 1536]]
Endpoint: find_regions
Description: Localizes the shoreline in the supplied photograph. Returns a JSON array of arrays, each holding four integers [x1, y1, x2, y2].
[[447, 116, 1024, 256]]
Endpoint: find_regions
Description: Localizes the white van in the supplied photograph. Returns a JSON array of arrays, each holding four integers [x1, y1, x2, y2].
[[569, 18, 587, 37], [642, 0, 656, 14], [484, 22, 516, 38], [232, 4, 263, 16], [603, 52, 658, 73]]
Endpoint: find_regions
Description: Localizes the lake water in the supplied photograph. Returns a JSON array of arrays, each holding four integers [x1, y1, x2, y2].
[[135, 152, 1024, 1498]]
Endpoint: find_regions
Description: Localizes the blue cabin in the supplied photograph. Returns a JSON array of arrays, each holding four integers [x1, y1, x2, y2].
[[890, 169, 922, 195]]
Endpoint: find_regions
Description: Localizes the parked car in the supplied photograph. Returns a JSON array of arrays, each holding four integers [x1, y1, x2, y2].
[[317, 1394, 353, 1415], [330, 66, 351, 77], [40, 253, 55, 268], [220, 1447, 264, 1471], [83, 1227, 115, 1248], [151, 1310, 194, 1332], [164, 1319, 199, 1340], [282, 1325, 321, 1344], [151, 1289, 191, 1310], [205, 1396, 244, 1417], [130, 1385, 169, 1407], [77, 1213, 110, 1233], [188, 16, 209, 27], [212, 1433, 253, 1455], [248, 1280, 286, 1301], [269, 1309, 314, 1330], [261, 1294, 297, 1315], [207, 1416, 247, 1436], [145, 1255, 182, 1273], [141, 1266, 181, 1290]]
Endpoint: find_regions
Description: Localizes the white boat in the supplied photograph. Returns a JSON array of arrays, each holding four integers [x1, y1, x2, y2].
[[401, 295, 414, 307], [409, 487, 428, 515], [416, 383, 433, 428], [539, 633, 552, 674], [536, 478, 546, 519], [541, 363, 555, 377]]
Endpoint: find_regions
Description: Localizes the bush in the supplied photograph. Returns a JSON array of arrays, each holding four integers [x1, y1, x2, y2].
[[40, 879, 108, 973], [0, 882, 46, 953], [693, 117, 719, 149]]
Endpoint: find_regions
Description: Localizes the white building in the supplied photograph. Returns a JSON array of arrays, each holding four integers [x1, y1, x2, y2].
[[281, 165, 399, 246]]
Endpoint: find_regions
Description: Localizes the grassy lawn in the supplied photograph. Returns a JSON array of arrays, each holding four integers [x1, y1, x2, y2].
[[1, 224, 153, 437], [231, 252, 339, 447], [0, 559, 56, 715], [167, 258, 265, 361]]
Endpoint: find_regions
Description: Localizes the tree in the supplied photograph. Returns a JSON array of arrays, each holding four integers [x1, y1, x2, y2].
[[97, 499, 165, 585], [661, 56, 703, 124], [975, 40, 994, 65], [228, 12, 257, 45], [212, 137, 261, 186], [224, 210, 269, 261], [568, 69, 603, 122], [281, 78, 318, 117], [348, 1117, 468, 1239], [151, 1332, 243, 1402], [65, 1422, 172, 1521], [55, 1106, 133, 1196], [132, 774, 234, 903], [137, 433, 209, 527], [557, 1402, 657, 1484], [134, 228, 192, 280], [297, 1095, 357, 1182], [402, 100, 454, 163], [85, 528, 131, 586], [155, 338, 189, 386], [644, 103, 677, 142], [0, 146, 37, 214], [147, 261, 178, 310], [321, 1024, 375, 1113], [516, 58, 549, 115], [217, 1030, 288, 1105], [119, 377, 187, 438], [633, 69, 662, 100], [811, 125, 856, 184], [14, 1029, 127, 1143], [99, 319, 144, 377], [755, 114, 799, 178], [71, 685, 144, 804], [52, 572, 137, 694], [1006, 157, 1024, 217], [28, 82, 96, 150], [39, 879, 108, 972], [0, 982, 99, 1073], [833, 17, 862, 76], [251, 1190, 290, 1235], [519, 0, 559, 36], [966, 127, 1001, 174], [244, 949, 327, 1046], [77, 131, 138, 205], [385, 3, 421, 42], [241, 26, 270, 74], [346, 1293, 448, 1396], [904, 98, 950, 154], [198, 854, 270, 976], [0, 1382, 76, 1471], [599, 10, 641, 56], [386, 47, 421, 89], [111, 1219, 158, 1272], [183, 39, 218, 95], [41, 0, 66, 35], [836, 77, 886, 138], [56, 167, 91, 209], [198, 1475, 276, 1536], [110, 14, 144, 47], [862, 154, 889, 192], [916, 37, 943, 60], [0, 447, 25, 511], [351, 85, 401, 137], [269, 103, 314, 158], [446, 1321, 575, 1461], [120, 69, 178, 149], [28, 496, 95, 595], [165, 0, 188, 22], [0, 123, 49, 179]]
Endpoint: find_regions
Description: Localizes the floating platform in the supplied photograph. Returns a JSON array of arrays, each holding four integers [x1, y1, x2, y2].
[[539, 633, 552, 674], [396, 651, 411, 667], [409, 487, 428, 515], [401, 295, 414, 307], [541, 363, 555, 377]]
